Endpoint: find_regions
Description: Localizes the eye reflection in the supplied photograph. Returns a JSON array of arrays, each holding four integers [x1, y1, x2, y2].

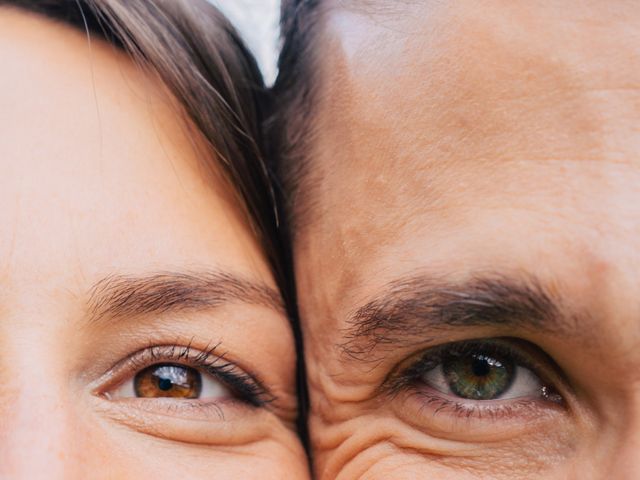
[[135, 364, 202, 398], [440, 352, 515, 400]]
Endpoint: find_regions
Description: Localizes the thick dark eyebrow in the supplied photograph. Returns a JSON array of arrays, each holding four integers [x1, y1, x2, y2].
[[87, 271, 284, 322], [340, 273, 567, 360]]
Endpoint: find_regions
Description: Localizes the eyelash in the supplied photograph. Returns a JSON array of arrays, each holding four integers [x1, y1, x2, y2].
[[387, 338, 565, 419], [101, 343, 274, 408]]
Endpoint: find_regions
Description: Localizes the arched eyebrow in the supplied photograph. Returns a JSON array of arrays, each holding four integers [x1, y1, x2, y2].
[[339, 273, 566, 361], [87, 271, 284, 322]]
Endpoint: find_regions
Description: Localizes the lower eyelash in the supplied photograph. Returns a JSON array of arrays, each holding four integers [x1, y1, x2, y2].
[[383, 337, 570, 428], [126, 396, 228, 420], [411, 389, 544, 421]]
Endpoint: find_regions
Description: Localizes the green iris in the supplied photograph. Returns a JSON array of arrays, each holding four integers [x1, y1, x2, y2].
[[442, 352, 515, 400]]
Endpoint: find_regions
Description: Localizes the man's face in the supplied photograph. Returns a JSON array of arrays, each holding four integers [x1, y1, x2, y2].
[[294, 1, 640, 478]]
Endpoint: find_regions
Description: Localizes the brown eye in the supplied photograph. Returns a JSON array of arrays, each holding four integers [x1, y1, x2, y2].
[[134, 363, 202, 398]]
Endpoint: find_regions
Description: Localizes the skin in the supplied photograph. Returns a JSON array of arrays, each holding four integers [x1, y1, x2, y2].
[[0, 8, 308, 479], [295, 1, 640, 478]]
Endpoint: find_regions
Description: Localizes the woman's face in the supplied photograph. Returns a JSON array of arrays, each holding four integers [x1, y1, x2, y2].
[[0, 8, 307, 478]]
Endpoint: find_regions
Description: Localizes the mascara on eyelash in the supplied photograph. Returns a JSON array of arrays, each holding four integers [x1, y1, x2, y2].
[[104, 343, 274, 407]]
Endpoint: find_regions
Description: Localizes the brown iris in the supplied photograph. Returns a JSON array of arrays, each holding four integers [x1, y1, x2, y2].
[[134, 363, 202, 398]]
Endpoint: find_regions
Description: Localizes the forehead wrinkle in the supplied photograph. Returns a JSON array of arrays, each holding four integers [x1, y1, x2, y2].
[[321, 15, 601, 163], [309, 0, 640, 195], [294, 0, 640, 346], [298, 37, 484, 244], [298, 0, 640, 254]]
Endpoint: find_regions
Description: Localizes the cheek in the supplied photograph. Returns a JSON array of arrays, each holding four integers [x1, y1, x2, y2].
[[87, 428, 309, 479]]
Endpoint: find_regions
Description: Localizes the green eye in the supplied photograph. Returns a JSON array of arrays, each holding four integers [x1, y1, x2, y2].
[[442, 352, 515, 400], [418, 340, 559, 403]]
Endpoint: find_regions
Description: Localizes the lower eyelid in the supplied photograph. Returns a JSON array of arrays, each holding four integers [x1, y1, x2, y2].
[[111, 396, 228, 420], [92, 392, 293, 448], [393, 386, 568, 442]]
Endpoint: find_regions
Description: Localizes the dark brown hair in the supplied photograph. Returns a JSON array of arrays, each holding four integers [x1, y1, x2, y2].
[[272, 1, 396, 230], [2, 0, 284, 285], [265, 1, 327, 450], [268, 0, 325, 231]]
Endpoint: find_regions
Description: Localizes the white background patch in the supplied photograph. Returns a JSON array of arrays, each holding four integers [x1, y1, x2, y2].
[[209, 0, 281, 85]]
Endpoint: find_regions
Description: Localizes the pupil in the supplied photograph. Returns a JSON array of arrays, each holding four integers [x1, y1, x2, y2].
[[471, 357, 491, 377], [157, 377, 173, 391], [134, 363, 202, 398], [443, 351, 515, 400]]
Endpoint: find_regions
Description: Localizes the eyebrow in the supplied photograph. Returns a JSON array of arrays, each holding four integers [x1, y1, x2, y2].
[[340, 273, 569, 360], [87, 270, 284, 322]]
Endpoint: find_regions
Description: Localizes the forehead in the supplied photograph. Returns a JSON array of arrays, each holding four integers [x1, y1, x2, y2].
[[297, 0, 640, 313], [0, 9, 271, 287]]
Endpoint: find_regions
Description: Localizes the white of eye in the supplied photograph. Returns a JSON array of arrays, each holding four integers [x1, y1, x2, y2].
[[422, 364, 543, 400], [199, 374, 231, 400]]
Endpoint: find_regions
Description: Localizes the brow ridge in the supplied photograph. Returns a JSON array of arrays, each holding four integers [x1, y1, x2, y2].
[[87, 270, 284, 322], [340, 273, 562, 360]]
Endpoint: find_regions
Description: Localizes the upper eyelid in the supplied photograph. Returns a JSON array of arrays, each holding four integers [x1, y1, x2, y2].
[[93, 344, 220, 393], [382, 337, 565, 397], [115, 344, 224, 374], [94, 344, 274, 406]]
